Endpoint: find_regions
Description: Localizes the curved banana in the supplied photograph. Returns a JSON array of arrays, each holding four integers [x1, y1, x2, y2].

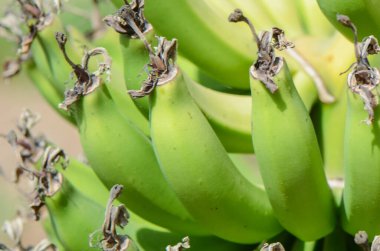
[[250, 59, 336, 241], [228, 10, 336, 240], [341, 90, 380, 239], [45, 173, 114, 251], [150, 67, 282, 243], [72, 83, 207, 235], [184, 74, 253, 153], [53, 30, 209, 235]]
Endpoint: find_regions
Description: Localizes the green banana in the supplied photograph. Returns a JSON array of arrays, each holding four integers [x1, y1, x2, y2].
[[150, 66, 283, 243], [45, 171, 114, 251], [184, 73, 253, 153], [250, 60, 336, 240], [229, 10, 335, 240], [66, 159, 251, 251], [54, 31, 209, 235], [144, 0, 255, 90], [182, 57, 317, 154], [316, 0, 380, 41], [73, 84, 208, 235], [336, 15, 380, 239], [341, 90, 380, 239]]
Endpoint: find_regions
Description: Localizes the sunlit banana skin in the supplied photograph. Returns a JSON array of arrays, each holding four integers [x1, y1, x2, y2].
[[182, 59, 317, 154], [341, 90, 380, 239], [250, 61, 336, 241], [144, 0, 255, 90], [72, 84, 208, 235], [317, 0, 380, 41], [150, 67, 283, 244]]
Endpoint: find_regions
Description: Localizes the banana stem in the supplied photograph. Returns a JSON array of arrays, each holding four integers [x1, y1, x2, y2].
[[228, 9, 260, 49], [287, 48, 335, 103]]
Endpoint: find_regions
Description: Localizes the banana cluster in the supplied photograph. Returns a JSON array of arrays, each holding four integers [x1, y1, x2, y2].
[[2, 0, 380, 250]]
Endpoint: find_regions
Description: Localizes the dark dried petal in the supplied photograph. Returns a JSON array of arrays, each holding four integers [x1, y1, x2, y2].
[[272, 27, 294, 50], [30, 196, 45, 221], [228, 9, 244, 23], [2, 59, 21, 78], [0, 243, 11, 251], [166, 237, 190, 251], [260, 242, 285, 251]]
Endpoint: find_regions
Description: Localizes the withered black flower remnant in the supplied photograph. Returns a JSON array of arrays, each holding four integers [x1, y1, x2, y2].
[[259, 242, 285, 251], [0, 0, 59, 78], [104, 0, 177, 98], [1, 109, 46, 182], [1, 110, 68, 221], [55, 32, 112, 110], [103, 0, 151, 38], [90, 184, 132, 251], [0, 214, 56, 251], [128, 36, 177, 98], [228, 9, 294, 93], [166, 237, 190, 251], [338, 14, 380, 125]]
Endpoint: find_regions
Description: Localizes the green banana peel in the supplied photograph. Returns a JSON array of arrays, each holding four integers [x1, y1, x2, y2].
[[72, 84, 208, 235], [65, 159, 249, 251], [341, 90, 380, 239], [250, 60, 336, 241], [144, 0, 254, 90], [150, 67, 282, 243], [317, 0, 380, 41]]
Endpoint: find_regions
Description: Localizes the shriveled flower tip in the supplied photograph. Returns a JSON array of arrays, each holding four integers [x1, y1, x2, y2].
[[228, 9, 244, 23], [337, 14, 352, 27]]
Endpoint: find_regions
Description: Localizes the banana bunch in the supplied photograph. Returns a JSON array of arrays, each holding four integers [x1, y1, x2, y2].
[[3, 0, 380, 250]]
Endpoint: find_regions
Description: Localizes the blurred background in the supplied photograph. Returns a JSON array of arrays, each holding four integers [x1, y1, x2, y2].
[[0, 0, 112, 247]]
